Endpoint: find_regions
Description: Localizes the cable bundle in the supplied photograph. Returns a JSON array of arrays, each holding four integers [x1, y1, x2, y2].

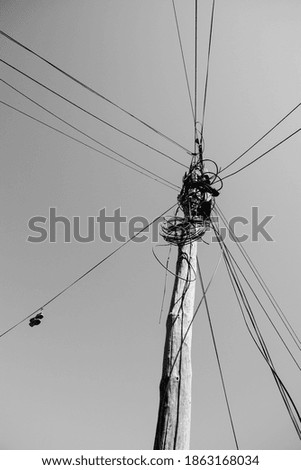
[[160, 215, 209, 245]]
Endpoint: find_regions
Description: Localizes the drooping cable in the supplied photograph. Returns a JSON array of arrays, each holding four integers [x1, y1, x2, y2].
[[0, 100, 178, 192], [197, 257, 239, 450], [152, 244, 197, 282], [171, 0, 195, 122], [0, 203, 177, 340], [159, 245, 172, 324], [0, 79, 180, 191], [0, 58, 188, 169], [220, 102, 301, 174], [215, 203, 301, 350], [221, 128, 301, 181], [200, 0, 216, 139], [0, 29, 192, 155]]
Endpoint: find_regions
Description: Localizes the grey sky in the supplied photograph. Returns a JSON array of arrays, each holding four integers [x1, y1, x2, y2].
[[0, 0, 301, 450]]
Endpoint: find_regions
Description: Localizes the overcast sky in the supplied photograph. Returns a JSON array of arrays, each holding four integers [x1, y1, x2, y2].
[[0, 0, 301, 450]]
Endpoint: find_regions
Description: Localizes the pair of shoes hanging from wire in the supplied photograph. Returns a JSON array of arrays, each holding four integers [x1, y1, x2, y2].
[[29, 309, 44, 327]]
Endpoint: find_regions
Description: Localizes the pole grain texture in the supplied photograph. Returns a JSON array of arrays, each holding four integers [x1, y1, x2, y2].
[[154, 241, 197, 450]]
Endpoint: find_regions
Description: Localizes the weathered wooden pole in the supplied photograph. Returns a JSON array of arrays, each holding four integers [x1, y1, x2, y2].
[[154, 240, 197, 450]]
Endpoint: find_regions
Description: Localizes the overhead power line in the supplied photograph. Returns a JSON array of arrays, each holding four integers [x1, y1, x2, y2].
[[0, 29, 192, 155], [220, 101, 301, 174], [194, 0, 198, 153], [215, 203, 301, 351], [171, 0, 195, 122], [0, 203, 177, 340], [0, 58, 187, 169], [216, 230, 301, 372], [197, 258, 239, 450], [0, 100, 178, 192], [212, 223, 301, 440], [0, 79, 180, 191], [221, 128, 301, 180], [200, 0, 216, 138]]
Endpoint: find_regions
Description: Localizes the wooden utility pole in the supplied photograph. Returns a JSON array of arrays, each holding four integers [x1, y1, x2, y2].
[[154, 240, 197, 450], [153, 140, 218, 449]]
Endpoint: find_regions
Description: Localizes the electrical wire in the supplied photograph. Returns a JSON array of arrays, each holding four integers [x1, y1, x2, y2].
[[221, 242, 301, 439], [194, 0, 198, 153], [220, 102, 301, 174], [161, 216, 209, 245], [216, 226, 301, 438], [0, 100, 178, 192], [152, 243, 197, 282], [0, 29, 192, 155], [159, 245, 172, 324], [0, 58, 188, 169], [214, 203, 301, 350], [200, 0, 216, 139], [171, 0, 195, 122], [0, 78, 180, 191], [215, 230, 301, 372], [212, 222, 301, 439], [212, 212, 301, 367], [197, 258, 239, 450], [221, 128, 301, 181], [0, 203, 178, 340]]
